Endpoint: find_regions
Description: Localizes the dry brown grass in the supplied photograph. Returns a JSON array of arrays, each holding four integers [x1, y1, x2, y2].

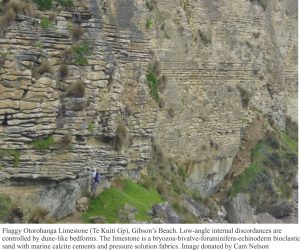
[[61, 48, 73, 64], [55, 133, 72, 149], [26, 206, 49, 223], [48, 12, 56, 22], [72, 25, 84, 41], [111, 176, 125, 190], [65, 80, 85, 98], [58, 64, 69, 80], [32, 61, 53, 79], [115, 124, 129, 153], [0, 8, 16, 29], [3, 0, 33, 16], [237, 84, 251, 108]]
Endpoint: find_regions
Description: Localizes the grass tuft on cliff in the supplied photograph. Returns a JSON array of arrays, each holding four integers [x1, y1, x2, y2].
[[83, 179, 163, 223], [72, 41, 91, 65], [30, 135, 55, 150], [146, 66, 159, 103]]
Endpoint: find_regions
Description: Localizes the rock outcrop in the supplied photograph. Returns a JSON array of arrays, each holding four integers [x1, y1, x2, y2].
[[0, 0, 297, 219]]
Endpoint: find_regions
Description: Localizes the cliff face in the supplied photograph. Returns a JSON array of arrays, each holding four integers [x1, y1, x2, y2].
[[0, 0, 297, 219]]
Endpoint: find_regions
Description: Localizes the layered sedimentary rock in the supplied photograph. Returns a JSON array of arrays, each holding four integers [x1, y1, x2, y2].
[[0, 0, 297, 218]]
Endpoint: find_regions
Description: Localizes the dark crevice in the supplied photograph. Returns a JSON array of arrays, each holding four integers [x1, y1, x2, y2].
[[2, 113, 9, 126]]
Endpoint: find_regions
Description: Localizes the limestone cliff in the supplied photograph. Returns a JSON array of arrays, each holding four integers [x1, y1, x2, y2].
[[0, 0, 297, 220]]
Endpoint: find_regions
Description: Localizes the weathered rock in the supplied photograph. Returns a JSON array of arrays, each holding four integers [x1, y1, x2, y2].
[[76, 197, 89, 212], [0, 0, 297, 222], [118, 204, 137, 223], [224, 194, 256, 223], [0, 177, 90, 220], [256, 213, 282, 224], [182, 195, 210, 219], [257, 202, 294, 219], [62, 97, 86, 111], [152, 202, 181, 224]]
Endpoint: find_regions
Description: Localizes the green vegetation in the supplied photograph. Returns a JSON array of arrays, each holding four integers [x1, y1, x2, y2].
[[40, 17, 52, 29], [229, 163, 260, 199], [32, 0, 52, 10], [72, 41, 91, 65], [140, 153, 201, 222], [30, 135, 55, 150], [281, 132, 298, 153], [87, 122, 94, 133], [146, 19, 153, 29], [35, 40, 44, 49], [178, 165, 186, 181], [0, 193, 12, 222], [57, 0, 73, 8], [83, 179, 163, 223], [146, 65, 159, 103], [0, 149, 20, 168], [229, 125, 298, 204]]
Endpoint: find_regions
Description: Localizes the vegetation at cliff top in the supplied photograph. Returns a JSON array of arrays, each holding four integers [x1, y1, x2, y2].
[[83, 179, 163, 223]]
